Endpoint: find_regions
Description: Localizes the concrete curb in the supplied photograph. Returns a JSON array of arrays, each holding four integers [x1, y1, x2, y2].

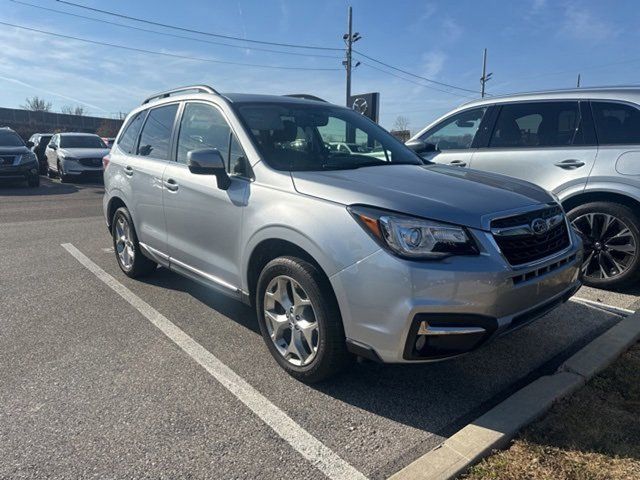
[[388, 309, 640, 480]]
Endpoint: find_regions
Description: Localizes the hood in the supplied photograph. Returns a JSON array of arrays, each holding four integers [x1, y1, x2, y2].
[[0, 146, 29, 155], [291, 164, 552, 231], [59, 148, 110, 158]]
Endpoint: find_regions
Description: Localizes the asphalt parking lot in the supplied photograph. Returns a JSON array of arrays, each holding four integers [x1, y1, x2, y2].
[[1, 177, 639, 480]]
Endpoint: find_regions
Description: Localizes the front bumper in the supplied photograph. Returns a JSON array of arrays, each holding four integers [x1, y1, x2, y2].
[[331, 227, 583, 363], [0, 161, 39, 181], [60, 158, 104, 177]]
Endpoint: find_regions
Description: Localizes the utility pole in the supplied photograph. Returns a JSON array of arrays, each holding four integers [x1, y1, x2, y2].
[[480, 48, 492, 98], [576, 73, 581, 88], [343, 6, 361, 107]]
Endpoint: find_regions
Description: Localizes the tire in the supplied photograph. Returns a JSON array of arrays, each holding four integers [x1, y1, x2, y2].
[[58, 161, 69, 183], [27, 176, 40, 188], [255, 256, 350, 383], [567, 201, 640, 289], [111, 207, 157, 278]]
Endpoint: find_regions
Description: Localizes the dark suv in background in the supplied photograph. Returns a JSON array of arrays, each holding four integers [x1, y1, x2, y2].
[[0, 127, 39, 187]]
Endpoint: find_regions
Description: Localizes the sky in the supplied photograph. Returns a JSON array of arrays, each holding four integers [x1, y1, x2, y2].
[[1, 0, 640, 131]]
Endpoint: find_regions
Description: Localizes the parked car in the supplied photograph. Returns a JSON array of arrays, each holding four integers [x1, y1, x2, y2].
[[0, 127, 39, 187], [27, 133, 53, 174], [408, 87, 640, 289], [103, 86, 582, 382], [329, 142, 372, 154], [45, 133, 109, 182]]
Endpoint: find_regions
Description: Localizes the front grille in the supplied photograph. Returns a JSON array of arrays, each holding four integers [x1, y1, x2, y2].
[[79, 157, 102, 167], [492, 205, 570, 266], [0, 155, 16, 166]]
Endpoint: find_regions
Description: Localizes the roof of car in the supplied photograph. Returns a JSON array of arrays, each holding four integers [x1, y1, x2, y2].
[[222, 93, 331, 105], [460, 86, 640, 108], [57, 132, 100, 137]]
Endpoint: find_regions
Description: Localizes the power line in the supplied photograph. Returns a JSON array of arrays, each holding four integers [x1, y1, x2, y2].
[[353, 48, 479, 95], [357, 61, 475, 98], [0, 21, 342, 71], [56, 0, 343, 52], [10, 0, 342, 59]]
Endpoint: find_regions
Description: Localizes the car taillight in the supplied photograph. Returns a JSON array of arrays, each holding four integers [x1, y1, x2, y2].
[[102, 155, 110, 169]]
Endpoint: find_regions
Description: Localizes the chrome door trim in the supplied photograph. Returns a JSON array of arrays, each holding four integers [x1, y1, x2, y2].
[[139, 242, 170, 267], [169, 256, 241, 294]]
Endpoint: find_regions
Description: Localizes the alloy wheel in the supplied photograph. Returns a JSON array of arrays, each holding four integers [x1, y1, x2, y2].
[[263, 275, 319, 367], [114, 215, 135, 270], [571, 213, 637, 280]]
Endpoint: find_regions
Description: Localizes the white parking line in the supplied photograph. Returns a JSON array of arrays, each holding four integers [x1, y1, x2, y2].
[[61, 243, 367, 480], [570, 296, 635, 316]]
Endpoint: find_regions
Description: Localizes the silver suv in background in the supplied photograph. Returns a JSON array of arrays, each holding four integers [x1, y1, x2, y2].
[[408, 87, 640, 289], [46, 132, 109, 182], [103, 85, 581, 382]]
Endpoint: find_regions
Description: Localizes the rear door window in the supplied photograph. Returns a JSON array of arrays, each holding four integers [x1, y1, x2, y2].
[[137, 104, 178, 160], [591, 101, 640, 145], [489, 101, 584, 148]]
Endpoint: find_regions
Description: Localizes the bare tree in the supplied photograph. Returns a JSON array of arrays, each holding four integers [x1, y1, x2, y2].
[[393, 115, 410, 132], [61, 105, 86, 116], [21, 96, 52, 112]]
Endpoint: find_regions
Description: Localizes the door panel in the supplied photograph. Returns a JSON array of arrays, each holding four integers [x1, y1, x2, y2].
[[128, 103, 178, 252], [163, 163, 248, 289], [470, 147, 597, 193], [126, 156, 168, 251], [162, 101, 249, 290]]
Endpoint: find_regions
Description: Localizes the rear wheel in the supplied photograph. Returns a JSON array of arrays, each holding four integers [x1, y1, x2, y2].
[[111, 207, 157, 278], [568, 201, 640, 289], [256, 256, 350, 383]]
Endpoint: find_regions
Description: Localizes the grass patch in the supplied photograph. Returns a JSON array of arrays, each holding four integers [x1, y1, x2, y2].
[[463, 342, 640, 480]]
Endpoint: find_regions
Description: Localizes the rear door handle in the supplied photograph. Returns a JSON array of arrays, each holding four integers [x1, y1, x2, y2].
[[124, 165, 134, 176], [554, 159, 585, 169], [450, 160, 467, 167], [164, 178, 179, 192]]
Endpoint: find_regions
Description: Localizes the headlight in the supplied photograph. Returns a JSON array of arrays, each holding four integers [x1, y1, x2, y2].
[[348, 205, 479, 259], [61, 156, 78, 162], [17, 152, 37, 164]]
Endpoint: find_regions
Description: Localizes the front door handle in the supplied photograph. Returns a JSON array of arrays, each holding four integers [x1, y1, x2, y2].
[[124, 165, 134, 176], [554, 159, 585, 169], [450, 160, 467, 167], [164, 178, 179, 192]]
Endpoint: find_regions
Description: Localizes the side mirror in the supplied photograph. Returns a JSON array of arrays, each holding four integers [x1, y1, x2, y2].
[[26, 141, 34, 148], [405, 139, 437, 154], [187, 148, 231, 190]]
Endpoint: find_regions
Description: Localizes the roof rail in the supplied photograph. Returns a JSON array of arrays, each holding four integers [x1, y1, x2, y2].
[[142, 85, 219, 105], [283, 94, 327, 103]]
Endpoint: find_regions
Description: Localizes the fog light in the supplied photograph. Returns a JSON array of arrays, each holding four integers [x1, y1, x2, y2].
[[30, 168, 37, 174], [415, 335, 426, 351]]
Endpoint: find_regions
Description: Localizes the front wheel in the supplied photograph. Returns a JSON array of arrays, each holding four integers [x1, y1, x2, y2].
[[111, 207, 157, 278], [58, 161, 69, 183], [568, 201, 640, 289], [256, 256, 350, 383]]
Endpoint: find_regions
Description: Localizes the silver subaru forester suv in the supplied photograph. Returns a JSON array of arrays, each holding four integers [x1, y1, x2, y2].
[[103, 85, 582, 382], [409, 87, 640, 289]]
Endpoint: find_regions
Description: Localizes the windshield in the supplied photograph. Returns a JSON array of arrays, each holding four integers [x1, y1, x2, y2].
[[0, 130, 25, 147], [235, 103, 421, 171], [59, 135, 106, 149]]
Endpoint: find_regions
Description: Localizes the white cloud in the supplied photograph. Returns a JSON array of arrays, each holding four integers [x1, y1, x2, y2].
[[562, 5, 616, 42]]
